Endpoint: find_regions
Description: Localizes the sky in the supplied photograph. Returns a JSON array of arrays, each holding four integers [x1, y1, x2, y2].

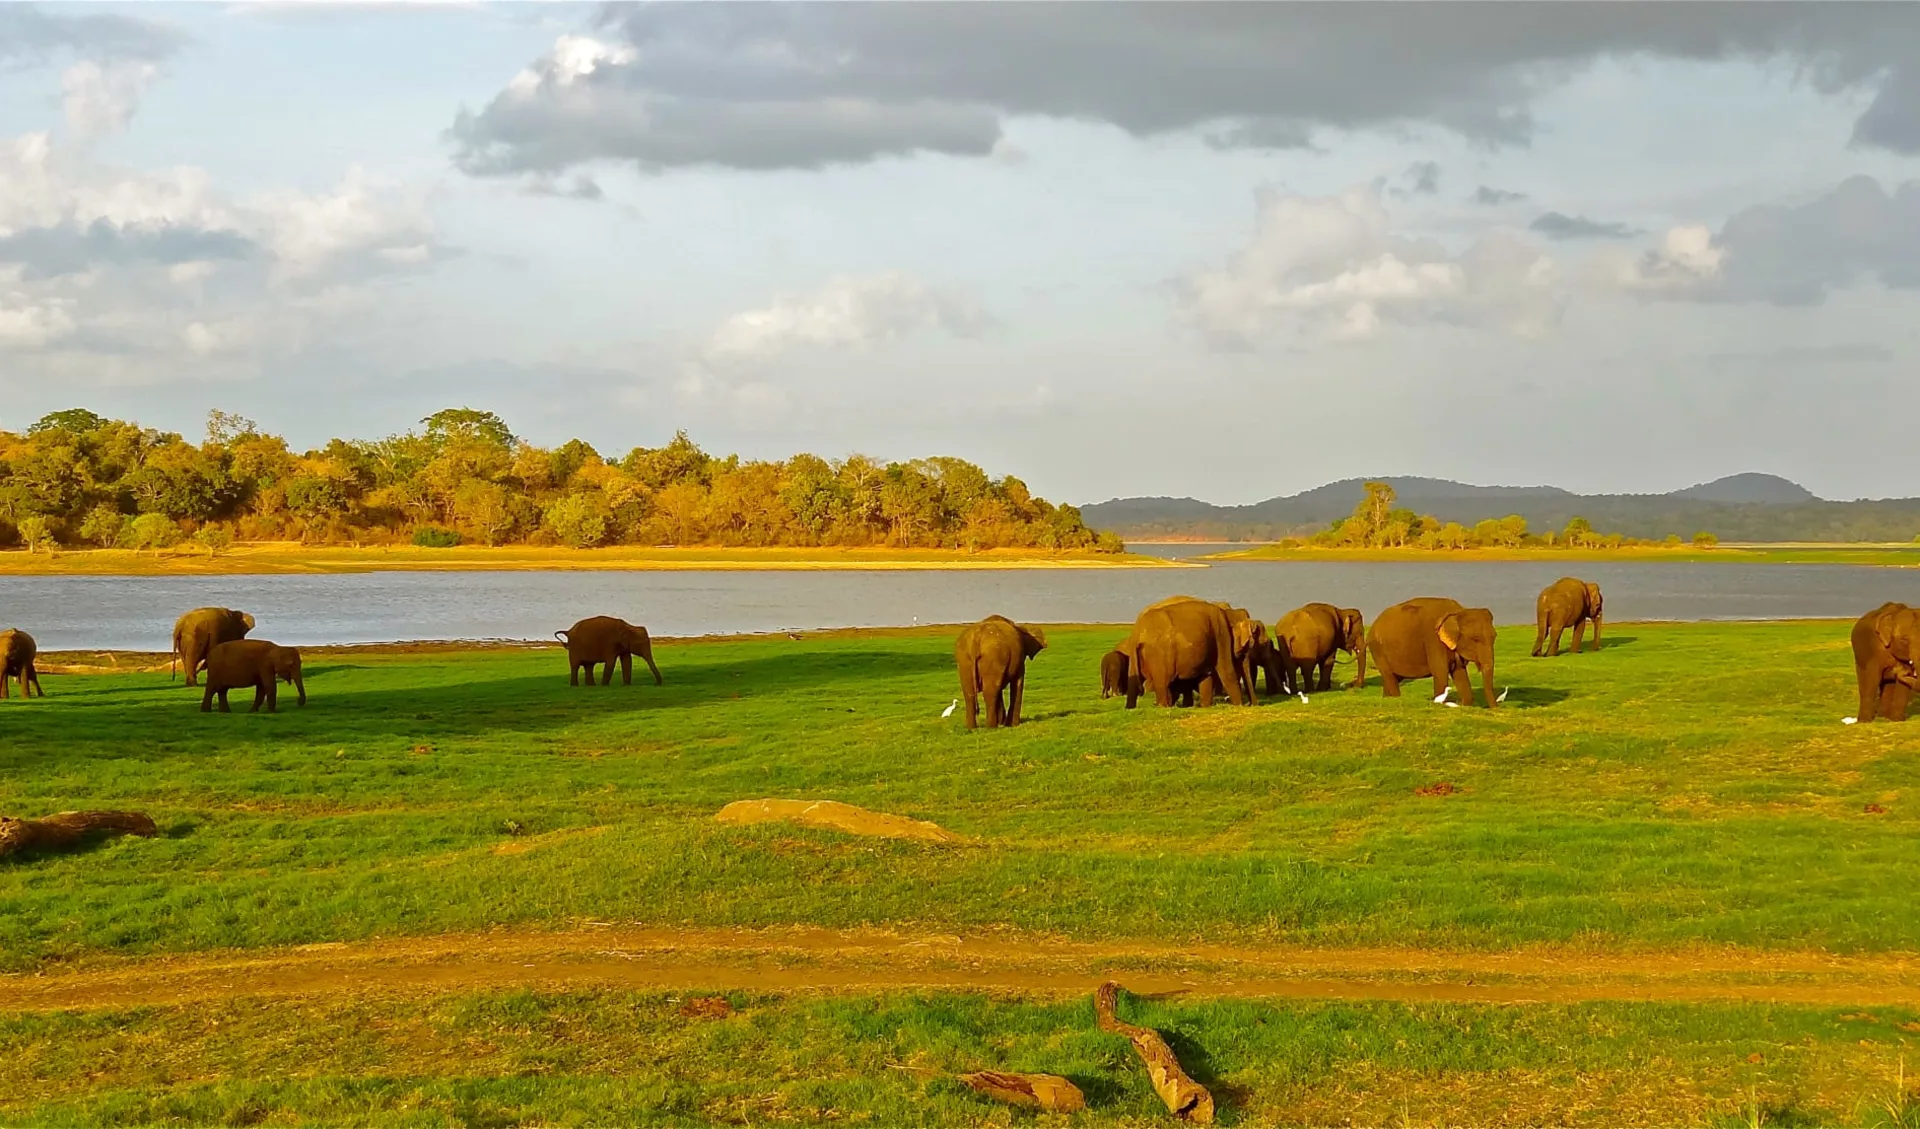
[[3, 2, 1920, 505]]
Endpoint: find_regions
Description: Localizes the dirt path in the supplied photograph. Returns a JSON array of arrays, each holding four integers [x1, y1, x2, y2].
[[6, 926, 1920, 1014]]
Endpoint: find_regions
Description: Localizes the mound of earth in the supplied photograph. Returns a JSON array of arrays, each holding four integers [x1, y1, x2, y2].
[[714, 799, 964, 843]]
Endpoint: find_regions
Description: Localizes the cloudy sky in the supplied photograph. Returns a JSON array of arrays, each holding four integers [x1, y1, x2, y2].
[[3, 2, 1919, 504]]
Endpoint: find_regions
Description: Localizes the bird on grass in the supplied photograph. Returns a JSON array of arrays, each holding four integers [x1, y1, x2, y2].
[[941, 699, 958, 718]]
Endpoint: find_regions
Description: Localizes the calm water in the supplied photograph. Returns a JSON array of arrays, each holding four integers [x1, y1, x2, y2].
[[2, 553, 1916, 649]]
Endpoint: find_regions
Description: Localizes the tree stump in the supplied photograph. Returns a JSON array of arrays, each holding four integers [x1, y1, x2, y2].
[[0, 811, 157, 859], [1094, 980, 1214, 1123], [960, 1071, 1086, 1112]]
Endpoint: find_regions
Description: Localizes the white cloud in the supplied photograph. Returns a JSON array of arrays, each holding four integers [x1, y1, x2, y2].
[[261, 166, 448, 284], [702, 272, 989, 364], [0, 295, 76, 349], [62, 59, 162, 140], [1177, 184, 1561, 346], [1605, 225, 1724, 292]]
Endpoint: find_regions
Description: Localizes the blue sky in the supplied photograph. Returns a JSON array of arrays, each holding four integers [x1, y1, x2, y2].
[[3, 2, 1919, 503]]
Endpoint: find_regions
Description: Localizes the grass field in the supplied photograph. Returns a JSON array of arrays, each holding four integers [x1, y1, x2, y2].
[[5, 622, 1920, 1125], [0, 543, 1178, 576]]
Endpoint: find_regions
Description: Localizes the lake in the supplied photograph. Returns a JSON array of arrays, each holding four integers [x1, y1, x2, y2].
[[4, 547, 1917, 649]]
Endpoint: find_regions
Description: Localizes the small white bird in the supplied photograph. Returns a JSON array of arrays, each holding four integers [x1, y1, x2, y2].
[[1445, 701, 1461, 709], [1496, 688, 1509, 703], [941, 699, 958, 718], [1297, 692, 1310, 704], [1433, 686, 1451, 705], [1842, 716, 1859, 725]]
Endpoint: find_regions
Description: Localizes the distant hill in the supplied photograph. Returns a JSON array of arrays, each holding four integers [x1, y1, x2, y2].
[[1081, 474, 1920, 543]]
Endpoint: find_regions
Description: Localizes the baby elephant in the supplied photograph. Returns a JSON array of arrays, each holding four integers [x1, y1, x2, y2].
[[201, 639, 305, 713], [954, 615, 1046, 729], [557, 616, 662, 686], [0, 628, 44, 699], [1099, 648, 1130, 699]]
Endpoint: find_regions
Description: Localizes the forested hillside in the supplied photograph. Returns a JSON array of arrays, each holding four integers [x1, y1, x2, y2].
[[0, 409, 1117, 553], [1083, 474, 1920, 543]]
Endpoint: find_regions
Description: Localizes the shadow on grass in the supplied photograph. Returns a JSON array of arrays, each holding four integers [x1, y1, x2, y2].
[[1503, 686, 1573, 709], [1533, 636, 1635, 656]]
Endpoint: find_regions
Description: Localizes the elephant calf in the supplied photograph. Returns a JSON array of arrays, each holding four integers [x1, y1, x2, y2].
[[955, 615, 1046, 729], [1273, 603, 1366, 694], [173, 606, 256, 686], [1099, 648, 1130, 699], [1534, 577, 1603, 657], [0, 628, 44, 700], [557, 616, 662, 687], [201, 639, 305, 713]]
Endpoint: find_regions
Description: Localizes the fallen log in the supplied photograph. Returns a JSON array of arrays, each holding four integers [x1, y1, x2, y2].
[[959, 1071, 1086, 1113], [0, 811, 157, 859], [1094, 980, 1214, 1123]]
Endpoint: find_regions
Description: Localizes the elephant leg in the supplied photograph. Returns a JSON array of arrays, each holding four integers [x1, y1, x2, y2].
[[600, 660, 615, 686], [1532, 614, 1547, 657], [1882, 680, 1912, 721], [1009, 673, 1025, 726], [982, 674, 1006, 727], [1571, 620, 1587, 654], [960, 662, 981, 729], [201, 684, 214, 712], [569, 660, 580, 686], [620, 653, 633, 685], [1197, 676, 1215, 707], [1858, 664, 1885, 722], [1317, 658, 1333, 692], [266, 678, 278, 713], [217, 688, 231, 713], [0, 671, 8, 699], [250, 683, 265, 712], [1370, 641, 1398, 696]]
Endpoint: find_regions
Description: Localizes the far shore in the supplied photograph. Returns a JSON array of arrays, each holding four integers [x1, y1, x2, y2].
[[0, 543, 1188, 577], [1203, 543, 1920, 566]]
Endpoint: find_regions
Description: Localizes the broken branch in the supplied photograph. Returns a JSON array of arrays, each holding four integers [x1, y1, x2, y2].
[[1094, 980, 1214, 1123], [0, 811, 157, 859]]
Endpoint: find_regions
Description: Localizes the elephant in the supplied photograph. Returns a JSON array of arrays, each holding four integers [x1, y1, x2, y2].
[[173, 607, 255, 686], [200, 639, 305, 713], [1274, 604, 1366, 694], [556, 616, 662, 687], [954, 615, 1047, 728], [1121, 597, 1248, 709], [1211, 603, 1267, 704], [1367, 597, 1500, 708], [1534, 578, 1603, 656], [0, 628, 43, 700], [1099, 648, 1130, 699], [1848, 602, 1920, 723]]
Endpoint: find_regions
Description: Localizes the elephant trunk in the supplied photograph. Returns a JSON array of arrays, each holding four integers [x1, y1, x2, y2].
[[1478, 652, 1497, 708], [1592, 613, 1602, 649], [1352, 636, 1367, 689], [293, 670, 307, 706]]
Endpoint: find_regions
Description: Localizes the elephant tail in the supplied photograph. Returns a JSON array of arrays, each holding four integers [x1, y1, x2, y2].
[[553, 630, 570, 643], [170, 626, 180, 681]]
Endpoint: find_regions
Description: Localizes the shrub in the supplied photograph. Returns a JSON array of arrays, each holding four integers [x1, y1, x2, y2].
[[1693, 531, 1719, 548], [412, 526, 463, 548], [195, 526, 234, 556], [128, 513, 181, 551], [543, 492, 611, 549], [15, 515, 53, 552]]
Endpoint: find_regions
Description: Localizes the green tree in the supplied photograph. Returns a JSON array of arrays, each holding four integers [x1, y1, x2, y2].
[[1563, 516, 1594, 548], [80, 504, 125, 548], [28, 408, 108, 435], [15, 514, 53, 551], [454, 479, 517, 546], [422, 407, 516, 451], [543, 492, 610, 548], [195, 525, 233, 556], [1693, 531, 1719, 548], [128, 513, 181, 551], [205, 410, 259, 446]]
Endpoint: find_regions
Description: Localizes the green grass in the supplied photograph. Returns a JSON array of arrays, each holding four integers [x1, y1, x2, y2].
[[4, 988, 1918, 1126], [2, 621, 1915, 967]]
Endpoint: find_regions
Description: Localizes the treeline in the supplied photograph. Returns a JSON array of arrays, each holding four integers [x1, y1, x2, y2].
[[1296, 483, 1714, 550], [0, 408, 1120, 553]]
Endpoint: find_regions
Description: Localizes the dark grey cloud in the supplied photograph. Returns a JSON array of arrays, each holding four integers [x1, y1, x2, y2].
[[0, 220, 253, 280], [1406, 160, 1441, 195], [1474, 185, 1527, 206], [1709, 175, 1920, 303], [0, 4, 185, 65], [1530, 211, 1642, 240], [1706, 343, 1895, 369], [1201, 118, 1314, 151], [448, 2, 1920, 175]]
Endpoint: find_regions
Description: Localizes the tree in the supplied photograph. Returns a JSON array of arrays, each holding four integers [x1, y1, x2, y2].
[[195, 526, 233, 556], [205, 410, 258, 446], [15, 515, 52, 552], [80, 504, 125, 548], [1563, 516, 1594, 548], [543, 492, 610, 548], [422, 407, 516, 451], [28, 408, 108, 435], [128, 513, 181, 552], [1693, 531, 1719, 548], [454, 479, 516, 546]]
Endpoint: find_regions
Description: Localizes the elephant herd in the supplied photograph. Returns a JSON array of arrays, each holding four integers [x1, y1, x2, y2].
[[953, 576, 1610, 728]]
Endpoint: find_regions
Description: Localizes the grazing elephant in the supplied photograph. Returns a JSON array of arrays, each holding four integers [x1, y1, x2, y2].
[[0, 628, 43, 699], [1099, 648, 1130, 699], [1274, 604, 1366, 693], [1122, 597, 1248, 709], [1367, 597, 1500, 708], [1211, 603, 1267, 704], [1534, 578, 1603, 656], [200, 639, 305, 713], [954, 615, 1047, 729], [1848, 603, 1920, 723], [173, 607, 255, 686], [556, 616, 662, 687]]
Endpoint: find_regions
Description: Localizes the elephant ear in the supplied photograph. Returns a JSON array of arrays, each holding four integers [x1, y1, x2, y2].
[[1585, 583, 1602, 612], [1436, 614, 1462, 652], [1878, 611, 1900, 652], [1341, 610, 1364, 650], [1020, 625, 1047, 656]]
